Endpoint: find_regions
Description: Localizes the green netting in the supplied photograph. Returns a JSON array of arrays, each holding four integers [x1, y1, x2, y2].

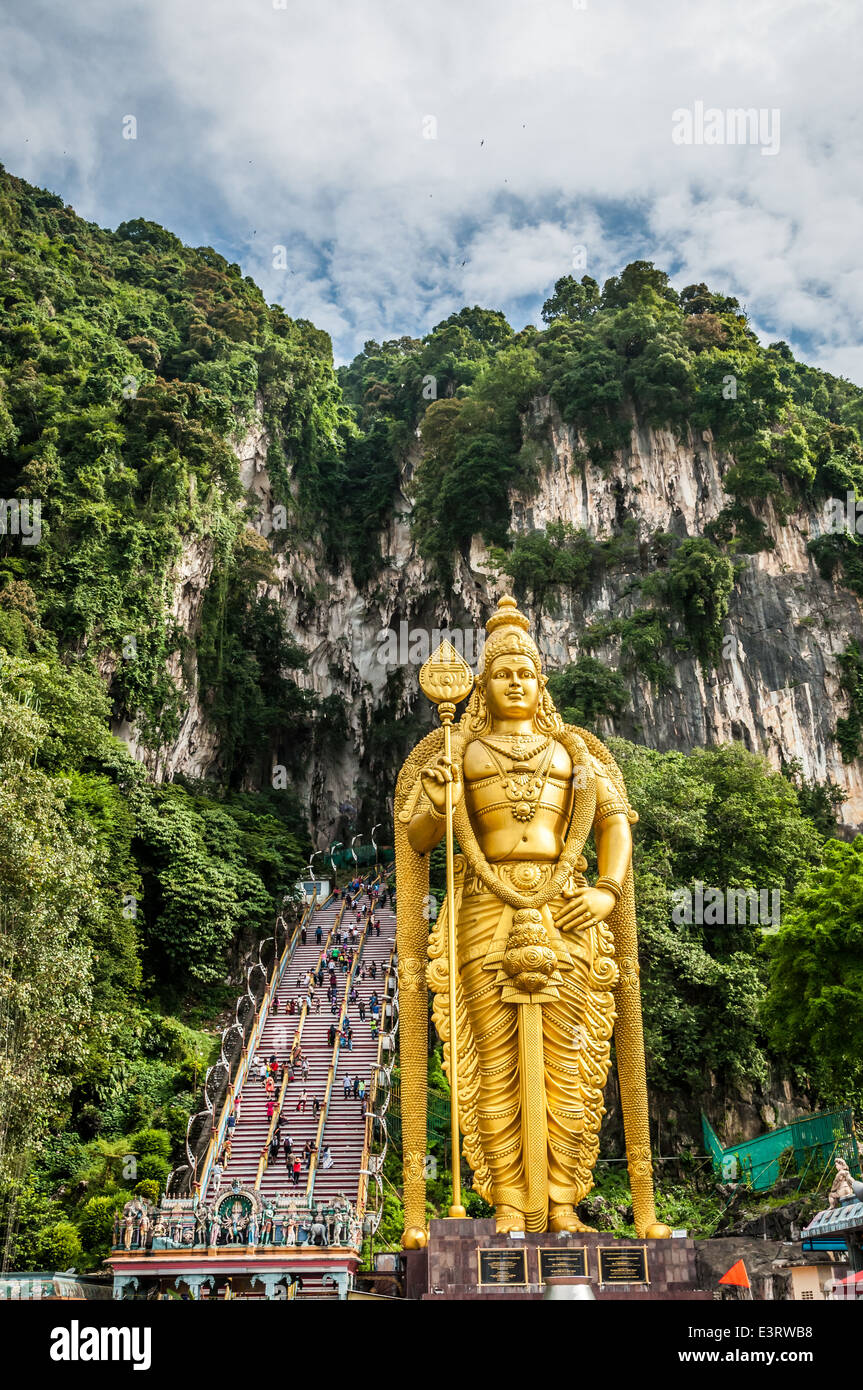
[[329, 845, 382, 869], [388, 1085, 450, 1148], [702, 1107, 859, 1189]]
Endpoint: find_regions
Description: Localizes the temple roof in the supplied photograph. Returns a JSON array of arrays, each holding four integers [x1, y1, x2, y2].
[[803, 1199, 863, 1236]]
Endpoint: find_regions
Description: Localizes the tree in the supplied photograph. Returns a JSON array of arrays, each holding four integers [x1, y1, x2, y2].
[[835, 641, 863, 761], [601, 261, 679, 311], [680, 282, 742, 317], [541, 275, 600, 323], [0, 681, 96, 1184], [763, 838, 863, 1103], [547, 656, 630, 727], [676, 743, 820, 899], [606, 740, 819, 1092], [411, 348, 541, 571]]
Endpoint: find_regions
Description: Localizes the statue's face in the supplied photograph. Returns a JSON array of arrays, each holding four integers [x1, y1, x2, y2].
[[484, 653, 541, 721]]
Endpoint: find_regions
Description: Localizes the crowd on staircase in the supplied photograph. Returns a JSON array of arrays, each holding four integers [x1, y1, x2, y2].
[[205, 874, 395, 1238]]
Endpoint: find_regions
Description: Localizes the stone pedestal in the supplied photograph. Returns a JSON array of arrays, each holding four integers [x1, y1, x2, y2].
[[404, 1218, 711, 1300]]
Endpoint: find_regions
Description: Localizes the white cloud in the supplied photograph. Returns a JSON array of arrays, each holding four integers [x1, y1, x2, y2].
[[0, 0, 860, 378]]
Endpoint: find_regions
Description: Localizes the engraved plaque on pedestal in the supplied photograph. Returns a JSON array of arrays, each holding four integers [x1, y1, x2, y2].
[[538, 1246, 588, 1282], [477, 1247, 529, 1286], [597, 1244, 649, 1284]]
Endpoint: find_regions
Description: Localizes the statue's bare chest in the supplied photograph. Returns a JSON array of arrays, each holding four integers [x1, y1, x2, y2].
[[463, 737, 573, 852]]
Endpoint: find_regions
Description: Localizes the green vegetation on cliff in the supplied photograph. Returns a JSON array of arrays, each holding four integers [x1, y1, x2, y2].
[[0, 651, 307, 1267], [0, 167, 314, 1268]]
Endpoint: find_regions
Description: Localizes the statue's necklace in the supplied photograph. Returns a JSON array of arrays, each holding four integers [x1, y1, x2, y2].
[[481, 732, 551, 762], [479, 737, 555, 822]]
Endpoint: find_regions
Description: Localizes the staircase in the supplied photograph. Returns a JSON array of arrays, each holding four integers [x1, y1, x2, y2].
[[215, 895, 343, 1194], [196, 879, 395, 1300], [311, 897, 395, 1213]]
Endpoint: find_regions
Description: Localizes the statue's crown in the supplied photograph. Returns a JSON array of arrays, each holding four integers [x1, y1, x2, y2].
[[481, 595, 542, 676], [485, 594, 530, 638]]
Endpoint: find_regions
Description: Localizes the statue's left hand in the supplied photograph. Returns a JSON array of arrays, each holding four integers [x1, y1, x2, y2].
[[554, 886, 616, 932]]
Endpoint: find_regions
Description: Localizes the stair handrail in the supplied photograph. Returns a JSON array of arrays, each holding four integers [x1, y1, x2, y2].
[[305, 905, 373, 1206], [254, 907, 343, 1188], [192, 891, 316, 1203]]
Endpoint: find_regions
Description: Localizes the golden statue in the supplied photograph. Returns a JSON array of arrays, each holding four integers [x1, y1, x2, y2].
[[395, 596, 670, 1245]]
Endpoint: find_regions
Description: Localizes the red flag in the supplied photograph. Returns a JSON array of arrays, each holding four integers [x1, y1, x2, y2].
[[719, 1259, 750, 1288]]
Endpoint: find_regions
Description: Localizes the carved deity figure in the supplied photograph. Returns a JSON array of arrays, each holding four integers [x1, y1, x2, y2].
[[260, 1200, 274, 1246], [828, 1157, 863, 1207], [396, 596, 669, 1243], [194, 1207, 208, 1245]]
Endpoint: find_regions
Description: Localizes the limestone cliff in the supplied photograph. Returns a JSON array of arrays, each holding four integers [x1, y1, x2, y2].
[[148, 394, 863, 842]]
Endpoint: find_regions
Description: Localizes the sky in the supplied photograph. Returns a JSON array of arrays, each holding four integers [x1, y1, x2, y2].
[[1, 0, 861, 379]]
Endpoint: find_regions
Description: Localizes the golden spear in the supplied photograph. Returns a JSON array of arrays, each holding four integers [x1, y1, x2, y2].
[[419, 640, 474, 1218]]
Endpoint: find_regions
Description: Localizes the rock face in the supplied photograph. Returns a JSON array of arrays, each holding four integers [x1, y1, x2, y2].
[[133, 396, 863, 838], [601, 1066, 812, 1156], [110, 534, 219, 781]]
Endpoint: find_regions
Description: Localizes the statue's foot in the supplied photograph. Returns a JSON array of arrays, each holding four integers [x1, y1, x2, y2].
[[549, 1205, 595, 1234], [494, 1206, 525, 1234]]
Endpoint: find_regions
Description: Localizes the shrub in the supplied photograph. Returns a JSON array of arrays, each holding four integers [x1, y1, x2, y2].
[[136, 1154, 170, 1190], [134, 1179, 161, 1205], [127, 1128, 172, 1162], [662, 538, 737, 663], [35, 1220, 83, 1270], [78, 1195, 124, 1258]]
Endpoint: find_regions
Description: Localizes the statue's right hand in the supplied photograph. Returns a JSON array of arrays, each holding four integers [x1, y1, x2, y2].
[[420, 756, 463, 814]]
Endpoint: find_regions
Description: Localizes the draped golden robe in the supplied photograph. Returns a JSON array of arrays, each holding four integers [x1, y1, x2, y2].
[[429, 858, 618, 1225], [396, 720, 654, 1236]]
